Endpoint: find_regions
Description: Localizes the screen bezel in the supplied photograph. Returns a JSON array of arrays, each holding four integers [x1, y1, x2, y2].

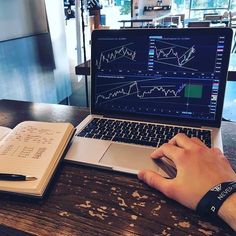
[[91, 28, 233, 128]]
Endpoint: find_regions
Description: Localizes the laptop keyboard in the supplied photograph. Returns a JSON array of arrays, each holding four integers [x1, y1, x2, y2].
[[77, 118, 211, 148]]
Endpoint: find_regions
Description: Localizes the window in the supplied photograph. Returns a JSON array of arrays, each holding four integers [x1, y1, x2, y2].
[[172, 0, 189, 14], [191, 0, 229, 10], [99, 0, 131, 29]]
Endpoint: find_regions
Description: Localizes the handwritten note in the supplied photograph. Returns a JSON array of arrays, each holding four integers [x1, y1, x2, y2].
[[0, 121, 74, 196], [0, 122, 68, 161]]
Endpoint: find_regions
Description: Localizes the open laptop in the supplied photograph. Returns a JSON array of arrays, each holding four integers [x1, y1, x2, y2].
[[65, 28, 232, 177]]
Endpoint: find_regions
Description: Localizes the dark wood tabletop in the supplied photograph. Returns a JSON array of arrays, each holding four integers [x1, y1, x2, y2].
[[75, 60, 90, 76], [0, 99, 235, 236], [118, 19, 153, 23]]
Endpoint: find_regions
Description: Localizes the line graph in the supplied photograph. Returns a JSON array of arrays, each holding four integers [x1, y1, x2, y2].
[[149, 39, 197, 71], [96, 80, 186, 104], [96, 43, 136, 69], [156, 46, 195, 67]]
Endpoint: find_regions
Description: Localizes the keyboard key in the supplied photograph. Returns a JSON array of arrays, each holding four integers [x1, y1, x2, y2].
[[102, 135, 113, 140], [77, 118, 212, 148]]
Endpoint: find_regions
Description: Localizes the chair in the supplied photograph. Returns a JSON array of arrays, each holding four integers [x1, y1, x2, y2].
[[187, 21, 210, 28], [229, 11, 236, 28], [204, 15, 222, 21], [167, 14, 185, 27], [173, 14, 185, 27], [161, 16, 181, 28], [203, 13, 218, 20]]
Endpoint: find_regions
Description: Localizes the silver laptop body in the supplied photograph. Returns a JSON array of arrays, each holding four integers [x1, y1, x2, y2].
[[65, 28, 232, 178]]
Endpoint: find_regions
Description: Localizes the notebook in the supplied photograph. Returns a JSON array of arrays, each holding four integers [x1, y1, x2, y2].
[[65, 28, 232, 178]]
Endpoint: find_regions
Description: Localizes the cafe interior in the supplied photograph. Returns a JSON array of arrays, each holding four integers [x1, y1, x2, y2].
[[0, 0, 236, 120], [70, 0, 236, 121], [0, 1, 236, 234]]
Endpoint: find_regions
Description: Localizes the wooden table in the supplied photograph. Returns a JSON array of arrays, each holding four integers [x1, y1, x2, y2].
[[0, 99, 235, 235], [75, 60, 90, 76], [74, 60, 90, 107]]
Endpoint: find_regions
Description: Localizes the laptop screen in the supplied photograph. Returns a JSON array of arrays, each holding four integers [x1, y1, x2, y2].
[[91, 28, 232, 127]]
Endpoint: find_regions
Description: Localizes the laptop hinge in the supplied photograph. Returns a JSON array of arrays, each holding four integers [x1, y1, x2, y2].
[[102, 114, 203, 128]]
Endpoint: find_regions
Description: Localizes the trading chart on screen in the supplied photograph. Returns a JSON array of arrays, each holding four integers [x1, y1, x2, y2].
[[92, 32, 226, 121]]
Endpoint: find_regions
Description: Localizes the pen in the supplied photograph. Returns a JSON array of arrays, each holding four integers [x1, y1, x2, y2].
[[0, 173, 37, 181]]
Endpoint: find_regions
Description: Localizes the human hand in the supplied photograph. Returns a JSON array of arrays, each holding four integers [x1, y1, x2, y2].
[[138, 133, 236, 210]]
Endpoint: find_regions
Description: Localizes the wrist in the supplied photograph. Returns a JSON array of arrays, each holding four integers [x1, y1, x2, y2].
[[218, 192, 236, 231], [196, 181, 236, 216]]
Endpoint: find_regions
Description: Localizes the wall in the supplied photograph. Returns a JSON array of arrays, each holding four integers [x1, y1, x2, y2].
[[45, 0, 72, 103], [0, 0, 71, 104], [0, 34, 58, 103], [0, 0, 48, 41]]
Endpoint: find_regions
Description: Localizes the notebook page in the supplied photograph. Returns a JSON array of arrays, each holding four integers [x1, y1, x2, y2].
[[0, 121, 74, 194], [0, 126, 11, 141]]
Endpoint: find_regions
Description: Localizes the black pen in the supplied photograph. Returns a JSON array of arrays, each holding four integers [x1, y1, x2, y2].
[[0, 173, 37, 181]]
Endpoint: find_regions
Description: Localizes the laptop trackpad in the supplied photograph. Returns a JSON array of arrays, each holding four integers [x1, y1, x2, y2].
[[99, 143, 176, 178]]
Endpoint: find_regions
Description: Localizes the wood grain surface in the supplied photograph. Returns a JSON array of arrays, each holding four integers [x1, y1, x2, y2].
[[0, 99, 235, 236]]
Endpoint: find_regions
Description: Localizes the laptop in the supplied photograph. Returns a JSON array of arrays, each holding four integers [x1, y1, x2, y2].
[[65, 28, 232, 178]]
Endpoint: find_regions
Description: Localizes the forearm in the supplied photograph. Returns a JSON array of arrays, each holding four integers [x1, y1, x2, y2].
[[218, 193, 236, 231]]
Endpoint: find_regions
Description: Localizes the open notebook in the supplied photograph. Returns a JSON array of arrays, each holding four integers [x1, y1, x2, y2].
[[0, 121, 75, 197]]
